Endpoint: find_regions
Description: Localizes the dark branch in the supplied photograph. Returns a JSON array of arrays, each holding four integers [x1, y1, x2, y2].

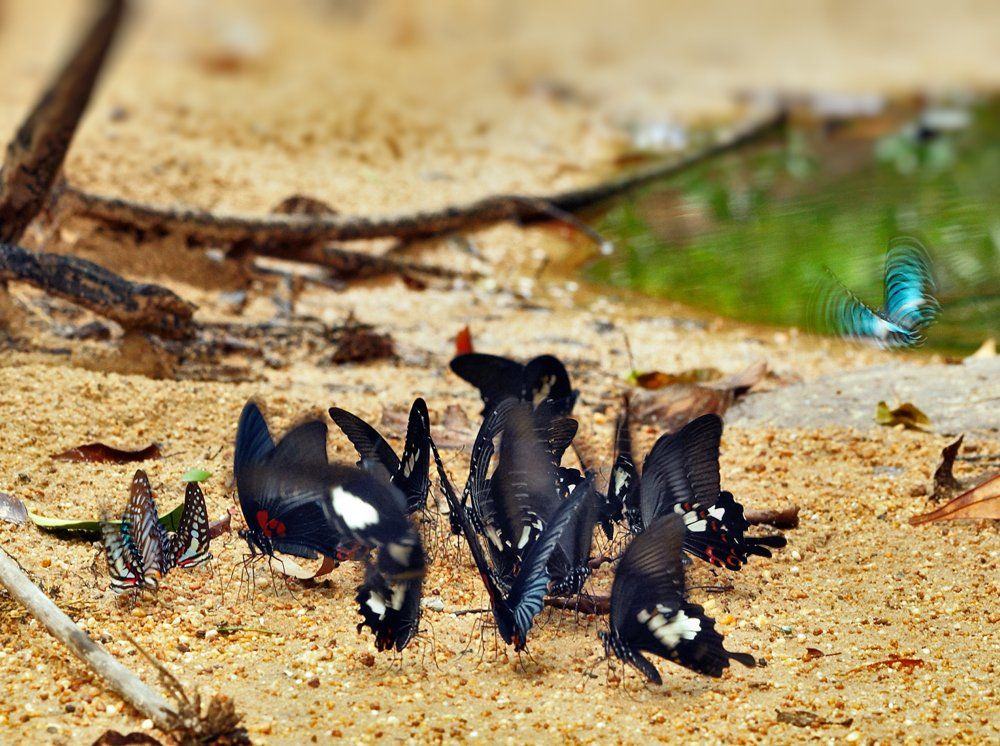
[[744, 505, 800, 529], [544, 594, 611, 615], [0, 0, 125, 244], [58, 111, 786, 247], [0, 242, 195, 338]]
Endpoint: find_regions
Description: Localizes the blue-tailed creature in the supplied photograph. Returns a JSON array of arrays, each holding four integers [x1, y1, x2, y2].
[[816, 239, 941, 349]]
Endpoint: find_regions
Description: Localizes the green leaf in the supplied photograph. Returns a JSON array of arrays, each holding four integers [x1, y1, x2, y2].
[[182, 468, 211, 483], [875, 401, 932, 431], [29, 501, 185, 538]]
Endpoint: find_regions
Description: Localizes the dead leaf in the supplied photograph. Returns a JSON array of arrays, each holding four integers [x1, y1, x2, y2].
[[209, 509, 234, 539], [932, 434, 964, 500], [330, 327, 394, 364], [632, 385, 731, 429], [267, 553, 337, 580], [968, 337, 996, 359], [846, 657, 924, 674], [706, 359, 769, 396], [628, 367, 722, 390], [51, 442, 162, 464], [91, 731, 163, 746], [776, 710, 820, 727], [0, 493, 28, 525], [270, 194, 338, 216], [803, 647, 825, 661], [910, 472, 1000, 524], [455, 325, 474, 355], [875, 401, 932, 431]]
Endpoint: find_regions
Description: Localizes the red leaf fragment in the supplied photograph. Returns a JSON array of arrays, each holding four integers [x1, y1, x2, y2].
[[846, 657, 924, 674], [51, 442, 162, 464], [455, 325, 474, 355]]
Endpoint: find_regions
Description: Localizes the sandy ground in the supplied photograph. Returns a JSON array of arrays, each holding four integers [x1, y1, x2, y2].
[[1, 1, 999, 744]]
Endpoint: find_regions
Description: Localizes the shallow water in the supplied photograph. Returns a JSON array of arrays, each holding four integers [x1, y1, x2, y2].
[[587, 98, 1000, 352]]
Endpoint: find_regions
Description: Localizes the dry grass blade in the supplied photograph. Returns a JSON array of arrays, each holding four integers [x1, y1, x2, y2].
[[0, 0, 126, 243]]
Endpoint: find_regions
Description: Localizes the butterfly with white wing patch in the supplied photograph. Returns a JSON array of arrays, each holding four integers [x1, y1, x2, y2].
[[600, 513, 756, 683]]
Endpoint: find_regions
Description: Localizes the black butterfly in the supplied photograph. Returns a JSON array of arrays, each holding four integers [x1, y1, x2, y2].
[[638, 414, 785, 570], [168, 481, 212, 569], [450, 353, 578, 416], [608, 395, 640, 536], [329, 398, 431, 514], [355, 542, 425, 652], [600, 514, 756, 683], [234, 401, 345, 560], [433, 438, 589, 650]]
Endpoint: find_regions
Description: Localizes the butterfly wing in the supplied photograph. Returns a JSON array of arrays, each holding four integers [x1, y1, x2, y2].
[[328, 406, 401, 475], [237, 417, 343, 559], [432, 438, 506, 604], [101, 520, 144, 594], [355, 542, 424, 652], [505, 477, 591, 648], [465, 398, 516, 540], [124, 470, 168, 583], [522, 355, 577, 415], [493, 402, 560, 560], [548, 475, 597, 597], [815, 266, 916, 348], [169, 481, 212, 569], [609, 514, 755, 680], [609, 397, 639, 533], [882, 238, 941, 339], [450, 353, 526, 414], [639, 414, 723, 528], [393, 398, 431, 513]]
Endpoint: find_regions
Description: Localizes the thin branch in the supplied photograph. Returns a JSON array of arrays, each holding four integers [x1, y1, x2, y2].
[[0, 242, 195, 338], [57, 110, 786, 246], [0, 545, 175, 730], [0, 0, 125, 244]]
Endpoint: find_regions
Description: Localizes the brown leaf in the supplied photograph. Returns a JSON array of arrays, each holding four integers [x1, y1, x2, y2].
[[91, 731, 163, 746], [932, 434, 964, 500], [706, 359, 769, 396], [803, 647, 825, 661], [455, 325, 474, 355], [51, 442, 162, 464], [330, 327, 394, 364], [910, 472, 1000, 524], [846, 657, 924, 674], [745, 505, 800, 529], [631, 385, 731, 429], [875, 401, 932, 431], [208, 509, 234, 539], [0, 493, 28, 525], [776, 710, 820, 727], [270, 194, 338, 217], [630, 367, 722, 390]]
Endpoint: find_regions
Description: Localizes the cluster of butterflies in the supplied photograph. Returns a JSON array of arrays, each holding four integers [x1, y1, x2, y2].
[[161, 349, 783, 685], [102, 470, 212, 596]]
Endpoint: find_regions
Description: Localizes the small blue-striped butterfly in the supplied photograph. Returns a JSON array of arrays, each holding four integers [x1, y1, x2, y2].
[[168, 481, 212, 569], [815, 238, 941, 349], [104, 470, 166, 594]]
